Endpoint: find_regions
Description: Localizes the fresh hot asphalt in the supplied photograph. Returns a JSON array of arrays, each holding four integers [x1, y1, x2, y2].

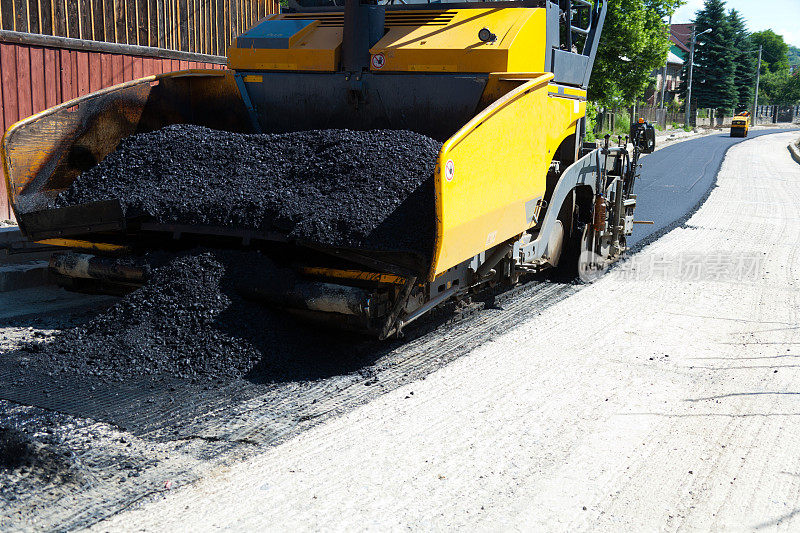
[[630, 128, 798, 247]]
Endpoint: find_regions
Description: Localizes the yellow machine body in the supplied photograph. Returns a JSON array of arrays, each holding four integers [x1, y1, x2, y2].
[[432, 74, 584, 277], [228, 8, 547, 74], [225, 6, 585, 279], [370, 8, 546, 73], [3, 1, 600, 336]]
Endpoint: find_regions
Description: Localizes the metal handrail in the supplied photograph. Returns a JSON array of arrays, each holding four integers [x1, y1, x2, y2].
[[562, 0, 596, 52]]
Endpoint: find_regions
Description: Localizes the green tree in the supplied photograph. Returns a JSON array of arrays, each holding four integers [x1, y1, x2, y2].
[[759, 70, 800, 105], [588, 0, 681, 107], [727, 9, 755, 112], [679, 0, 738, 112], [786, 72, 800, 103], [751, 29, 790, 74], [749, 30, 796, 104], [788, 45, 800, 71]]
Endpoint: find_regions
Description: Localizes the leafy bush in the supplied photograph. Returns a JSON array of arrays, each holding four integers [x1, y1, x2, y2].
[[585, 101, 598, 142], [615, 111, 631, 135]]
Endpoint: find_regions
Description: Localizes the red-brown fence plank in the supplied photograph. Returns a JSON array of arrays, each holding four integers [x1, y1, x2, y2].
[[100, 52, 113, 87], [141, 55, 151, 76], [132, 55, 142, 78], [29, 46, 46, 114], [111, 52, 123, 84], [59, 48, 72, 103], [1, 44, 20, 220], [88, 51, 101, 91], [0, 51, 5, 136], [1, 44, 19, 131], [122, 54, 132, 81], [75, 50, 89, 96], [44, 47, 60, 108], [16, 46, 33, 119]]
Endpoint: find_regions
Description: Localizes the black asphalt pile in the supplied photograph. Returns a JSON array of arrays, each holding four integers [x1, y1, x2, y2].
[[0, 425, 78, 488], [0, 427, 32, 469], [21, 250, 361, 382], [54, 125, 440, 260]]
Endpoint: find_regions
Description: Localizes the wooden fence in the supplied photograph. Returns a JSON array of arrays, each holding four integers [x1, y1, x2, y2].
[[0, 0, 279, 220], [0, 0, 279, 56], [595, 105, 800, 136], [0, 30, 228, 221]]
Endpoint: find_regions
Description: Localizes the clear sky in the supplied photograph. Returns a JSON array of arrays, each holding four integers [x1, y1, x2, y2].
[[671, 0, 800, 48]]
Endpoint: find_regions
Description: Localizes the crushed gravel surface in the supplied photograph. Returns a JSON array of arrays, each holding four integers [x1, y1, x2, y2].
[[52, 125, 440, 259]]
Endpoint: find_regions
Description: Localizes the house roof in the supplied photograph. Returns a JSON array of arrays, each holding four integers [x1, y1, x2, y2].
[[667, 51, 684, 65], [670, 34, 690, 53], [670, 23, 694, 51]]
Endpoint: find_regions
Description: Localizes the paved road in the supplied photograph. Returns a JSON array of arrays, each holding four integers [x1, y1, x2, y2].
[[96, 130, 800, 532], [631, 128, 798, 246]]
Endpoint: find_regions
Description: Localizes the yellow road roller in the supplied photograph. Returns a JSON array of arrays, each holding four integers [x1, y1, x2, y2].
[[730, 111, 750, 137]]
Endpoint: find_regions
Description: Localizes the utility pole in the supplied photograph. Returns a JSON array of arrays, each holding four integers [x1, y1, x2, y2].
[[684, 26, 712, 129], [753, 45, 762, 123], [659, 15, 672, 113], [684, 28, 697, 129]]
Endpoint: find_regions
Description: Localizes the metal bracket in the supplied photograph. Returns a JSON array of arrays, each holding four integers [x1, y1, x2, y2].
[[233, 73, 263, 133], [347, 74, 367, 109]]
